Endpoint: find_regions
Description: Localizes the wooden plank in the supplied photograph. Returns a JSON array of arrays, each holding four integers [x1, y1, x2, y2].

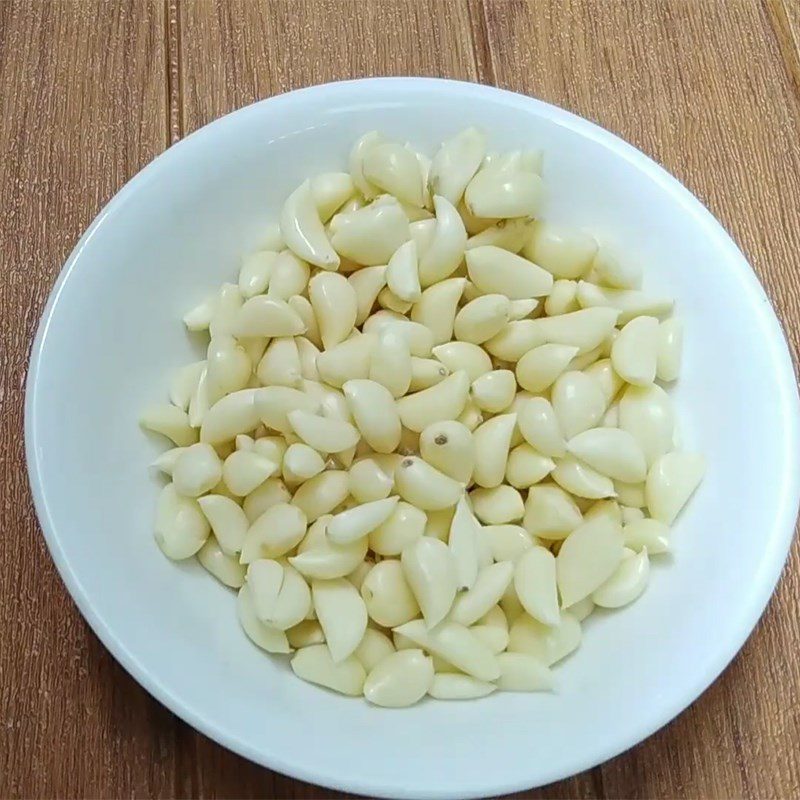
[[480, 1, 800, 798], [0, 2, 173, 798]]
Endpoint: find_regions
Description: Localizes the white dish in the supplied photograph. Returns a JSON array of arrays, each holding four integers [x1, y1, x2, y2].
[[25, 78, 800, 799]]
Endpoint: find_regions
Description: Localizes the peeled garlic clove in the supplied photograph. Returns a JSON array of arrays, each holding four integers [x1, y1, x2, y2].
[[482, 524, 533, 562], [311, 577, 368, 662], [400, 537, 457, 627], [330, 199, 409, 266], [154, 484, 210, 559], [287, 410, 360, 454], [576, 281, 673, 325], [472, 413, 517, 488], [197, 494, 248, 556], [287, 619, 325, 649], [495, 652, 553, 692], [342, 379, 401, 454], [394, 619, 500, 681], [591, 244, 642, 289], [551, 455, 616, 499], [369, 501, 426, 556], [254, 386, 318, 435], [470, 369, 516, 414], [361, 559, 420, 627], [348, 456, 395, 504], [523, 484, 582, 540], [197, 537, 246, 587], [623, 518, 670, 554], [534, 307, 620, 354], [327, 496, 399, 544], [289, 521, 368, 580], [246, 559, 285, 621], [592, 548, 650, 608], [516, 396, 566, 457], [279, 179, 339, 269], [233, 295, 306, 338], [240, 502, 307, 562], [611, 315, 659, 386], [508, 298, 539, 320], [657, 318, 683, 382], [397, 370, 469, 433], [169, 361, 206, 411], [172, 443, 222, 497], [508, 611, 581, 665], [314, 333, 373, 387], [454, 294, 511, 344], [363, 648, 433, 708], [470, 485, 525, 525], [369, 329, 412, 399], [199, 389, 261, 445], [266, 563, 312, 630], [348, 265, 387, 327], [349, 130, 384, 198], [465, 169, 544, 218], [362, 311, 435, 357], [551, 370, 607, 439], [523, 221, 597, 279], [448, 496, 481, 590], [646, 452, 705, 524], [394, 456, 464, 511], [429, 673, 496, 699], [353, 628, 395, 672], [222, 450, 277, 496], [363, 142, 424, 206], [466, 246, 553, 299], [417, 195, 467, 287], [618, 383, 675, 466], [309, 171, 356, 222], [267, 250, 310, 301], [419, 420, 475, 484], [450, 561, 514, 626], [237, 584, 291, 654], [466, 218, 533, 253], [432, 341, 492, 381], [583, 499, 623, 527], [140, 404, 198, 447], [378, 285, 412, 314], [584, 358, 624, 405], [382, 240, 420, 303], [514, 547, 559, 625], [567, 427, 647, 483], [308, 272, 358, 350], [556, 516, 624, 607], [544, 279, 579, 316], [505, 444, 554, 489], [291, 644, 365, 696], [208, 283, 244, 338], [254, 337, 300, 388], [183, 294, 217, 332], [411, 277, 466, 344], [428, 127, 486, 206], [282, 443, 325, 484], [291, 471, 349, 523], [516, 344, 579, 393], [482, 320, 544, 362]]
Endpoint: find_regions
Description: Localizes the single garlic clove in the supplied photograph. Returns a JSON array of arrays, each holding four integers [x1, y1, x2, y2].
[[311, 577, 368, 662], [515, 343, 579, 393], [551, 455, 617, 499], [623, 518, 670, 554], [291, 644, 365, 696], [507, 611, 581, 665], [209, 283, 244, 338], [419, 420, 475, 484], [267, 250, 310, 301], [567, 427, 647, 483], [657, 318, 683, 382], [287, 410, 361, 454], [369, 329, 412, 399], [576, 281, 673, 325], [396, 370, 470, 432], [482, 524, 534, 562], [237, 584, 291, 654], [308, 272, 358, 351], [618, 383, 675, 466], [327, 496, 399, 544], [287, 295, 322, 348], [369, 501, 427, 556], [363, 142, 425, 207], [282, 443, 326, 485], [222, 450, 278, 496], [544, 279, 579, 316], [363, 649, 434, 708], [417, 195, 468, 287], [611, 315, 659, 386], [505, 444, 555, 489], [279, 179, 340, 269], [385, 239, 421, 302], [362, 311, 435, 357], [140, 404, 198, 447], [349, 265, 388, 326], [154, 484, 210, 559], [411, 277, 466, 344], [523, 484, 583, 540], [233, 295, 306, 338], [348, 130, 384, 198], [470, 369, 516, 414], [454, 294, 511, 344], [330, 199, 410, 266], [530, 307, 620, 354], [256, 337, 302, 388], [432, 341, 492, 381], [551, 370, 607, 439], [361, 559, 421, 628], [522, 221, 597, 280], [592, 548, 650, 608], [591, 243, 643, 289], [172, 443, 223, 498], [400, 537, 458, 627], [450, 561, 514, 626], [514, 546, 559, 625], [239, 502, 307, 562], [348, 455, 396, 504], [353, 628, 395, 673], [645, 452, 705, 524], [428, 673, 496, 699], [289, 519, 368, 580], [465, 169, 544, 218], [242, 478, 292, 523], [469, 484, 525, 525], [169, 361, 206, 412], [291, 471, 349, 522], [197, 494, 249, 557], [343, 379, 402, 454], [472, 413, 517, 488], [495, 652, 554, 692], [466, 218, 533, 253], [516, 396, 567, 458], [466, 246, 553, 299], [197, 537, 246, 588], [310, 171, 356, 222], [428, 127, 487, 206], [448, 496, 481, 590], [394, 456, 464, 511]]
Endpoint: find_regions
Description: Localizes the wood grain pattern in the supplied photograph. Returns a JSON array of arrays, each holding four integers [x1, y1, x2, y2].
[[1, 0, 799, 797]]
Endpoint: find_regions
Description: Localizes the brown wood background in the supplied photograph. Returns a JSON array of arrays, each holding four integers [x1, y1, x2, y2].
[[2, 1, 799, 797]]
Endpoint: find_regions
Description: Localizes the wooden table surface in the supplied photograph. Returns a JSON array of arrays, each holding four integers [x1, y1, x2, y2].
[[2, 1, 800, 797]]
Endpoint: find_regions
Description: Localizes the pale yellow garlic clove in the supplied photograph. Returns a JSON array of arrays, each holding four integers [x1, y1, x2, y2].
[[222, 450, 277, 496], [584, 499, 622, 527], [495, 652, 554, 692], [407, 356, 448, 392], [516, 396, 566, 457], [197, 537, 246, 587], [592, 548, 649, 607], [151, 446, 186, 477], [531, 307, 620, 354], [239, 502, 307, 562], [465, 168, 544, 218], [470, 369, 516, 414], [361, 559, 421, 628], [396, 370, 470, 432], [206, 336, 251, 402], [576, 281, 673, 325], [646, 452, 705, 524], [308, 272, 358, 350], [287, 410, 360, 454], [544, 279, 579, 316], [614, 480, 646, 509], [429, 673, 496, 699], [199, 389, 261, 445], [237, 584, 291, 654], [591, 244, 642, 289], [287, 294, 322, 348], [267, 250, 310, 301], [252, 560, 311, 631], [287, 619, 326, 649], [169, 361, 206, 412], [551, 370, 606, 439], [611, 315, 659, 386], [209, 283, 244, 338], [515, 344, 579, 393], [419, 420, 475, 483], [279, 180, 339, 270], [567, 427, 647, 483], [369, 329, 412, 399], [197, 494, 249, 556], [482, 320, 545, 361], [556, 516, 624, 607], [450, 561, 514, 626], [245, 558, 283, 619], [233, 295, 306, 338], [657, 318, 683, 382], [349, 130, 384, 198], [465, 218, 533, 253], [552, 455, 616, 499], [417, 195, 467, 287], [362, 311, 435, 357], [255, 386, 319, 435], [363, 142, 424, 207], [457, 399, 485, 432], [393, 619, 500, 681], [154, 483, 210, 559], [353, 628, 395, 673], [470, 484, 525, 525], [290, 518, 368, 579], [400, 537, 457, 627], [291, 471, 349, 522], [183, 294, 217, 332], [507, 611, 581, 665], [382, 240, 420, 303], [482, 524, 534, 562], [291, 644, 365, 696], [411, 277, 466, 344], [342, 379, 402, 454], [618, 383, 675, 466], [394, 456, 464, 510], [295, 337, 321, 382], [428, 127, 487, 206], [514, 546, 559, 625], [330, 199, 409, 266], [466, 246, 553, 299], [254, 435, 287, 463], [348, 456, 396, 504], [310, 171, 356, 222], [508, 298, 539, 320], [311, 577, 368, 662], [523, 484, 583, 540], [327, 496, 399, 544], [472, 413, 517, 488], [378, 286, 412, 314], [140, 404, 198, 447], [454, 294, 511, 344], [369, 501, 426, 556], [505, 444, 555, 489], [448, 496, 481, 590], [349, 265, 387, 326], [584, 357, 624, 404], [315, 333, 375, 388], [432, 341, 492, 381], [282, 443, 325, 484], [172, 443, 222, 498], [409, 217, 437, 255], [363, 648, 433, 708], [623, 518, 669, 554], [256, 337, 302, 388], [523, 221, 597, 280], [242, 477, 292, 522]]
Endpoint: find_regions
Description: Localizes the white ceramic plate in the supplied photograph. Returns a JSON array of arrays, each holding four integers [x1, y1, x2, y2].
[[25, 78, 800, 799]]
